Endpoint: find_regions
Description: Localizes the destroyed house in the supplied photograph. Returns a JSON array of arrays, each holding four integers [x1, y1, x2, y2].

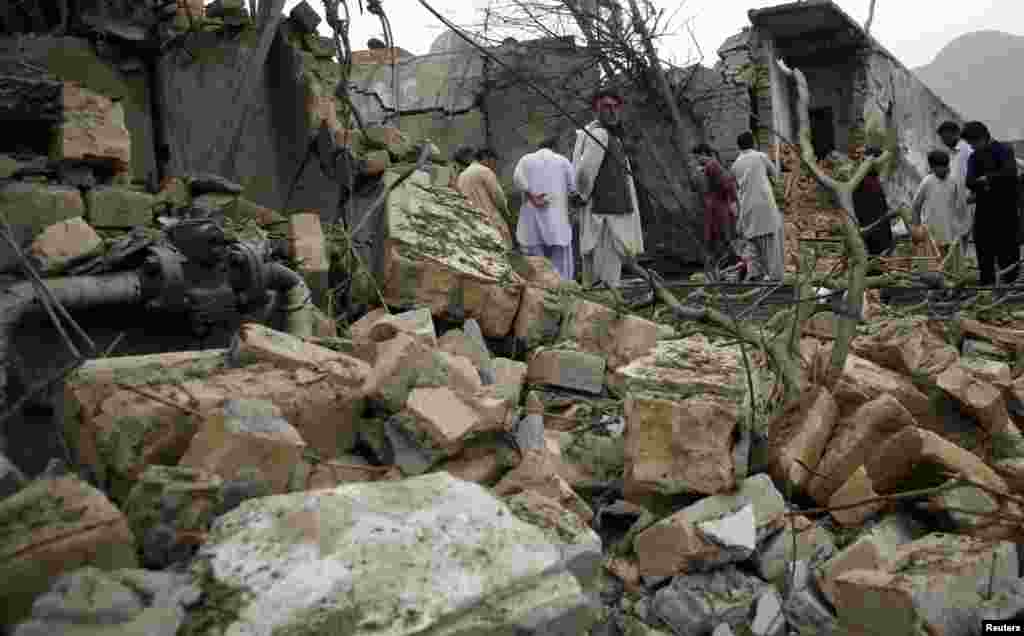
[[713, 0, 964, 208]]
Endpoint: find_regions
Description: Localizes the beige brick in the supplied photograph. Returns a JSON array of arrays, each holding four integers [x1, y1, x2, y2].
[[526, 348, 606, 394], [288, 212, 329, 307], [28, 216, 102, 274]]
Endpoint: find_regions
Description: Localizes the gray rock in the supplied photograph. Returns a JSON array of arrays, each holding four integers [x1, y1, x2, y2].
[[463, 318, 496, 385], [0, 451, 26, 499], [756, 517, 836, 585], [288, 0, 322, 33], [11, 567, 199, 636], [713, 624, 737, 636], [383, 414, 446, 476], [782, 561, 838, 635], [697, 503, 756, 562], [196, 472, 597, 634], [516, 410, 546, 452], [222, 398, 296, 437], [751, 587, 786, 636], [653, 566, 766, 635], [187, 173, 243, 196]]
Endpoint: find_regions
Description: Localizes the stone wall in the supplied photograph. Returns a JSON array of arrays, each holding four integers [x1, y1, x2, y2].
[[155, 21, 339, 217], [0, 36, 156, 182], [854, 48, 963, 209]]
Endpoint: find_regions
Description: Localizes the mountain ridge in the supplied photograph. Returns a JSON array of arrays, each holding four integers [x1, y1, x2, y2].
[[913, 30, 1024, 141]]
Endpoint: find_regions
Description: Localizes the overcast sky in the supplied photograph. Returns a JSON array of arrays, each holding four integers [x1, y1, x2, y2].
[[278, 0, 1023, 69]]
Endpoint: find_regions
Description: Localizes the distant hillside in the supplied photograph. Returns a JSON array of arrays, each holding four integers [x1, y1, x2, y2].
[[914, 30, 1024, 141]]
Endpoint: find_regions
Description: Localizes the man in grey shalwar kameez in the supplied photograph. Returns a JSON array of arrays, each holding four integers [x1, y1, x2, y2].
[[731, 131, 785, 280], [572, 88, 645, 288]]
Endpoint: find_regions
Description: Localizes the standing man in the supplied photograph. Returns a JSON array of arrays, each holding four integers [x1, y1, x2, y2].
[[513, 136, 577, 280], [456, 147, 515, 248], [730, 131, 785, 280], [962, 121, 1020, 285], [572, 88, 645, 288], [937, 121, 975, 255]]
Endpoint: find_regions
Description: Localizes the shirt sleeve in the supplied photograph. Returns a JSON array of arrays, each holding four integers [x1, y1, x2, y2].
[[911, 178, 928, 225], [513, 158, 527, 194], [763, 153, 779, 179], [965, 153, 981, 192], [487, 171, 508, 212]]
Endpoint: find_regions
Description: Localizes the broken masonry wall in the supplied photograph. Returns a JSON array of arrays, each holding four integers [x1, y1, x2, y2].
[[0, 36, 157, 182], [155, 20, 337, 217], [682, 64, 753, 166], [853, 48, 963, 210], [483, 39, 599, 190]]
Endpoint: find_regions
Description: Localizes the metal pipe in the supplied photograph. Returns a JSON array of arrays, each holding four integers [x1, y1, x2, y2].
[[0, 271, 144, 409], [263, 262, 314, 338]]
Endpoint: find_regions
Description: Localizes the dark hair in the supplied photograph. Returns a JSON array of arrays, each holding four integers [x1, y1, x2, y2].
[[737, 131, 755, 150], [476, 147, 499, 162], [591, 87, 624, 108], [692, 143, 715, 157], [453, 145, 476, 165], [539, 136, 559, 151], [960, 121, 990, 144], [937, 121, 960, 136], [927, 149, 950, 168]]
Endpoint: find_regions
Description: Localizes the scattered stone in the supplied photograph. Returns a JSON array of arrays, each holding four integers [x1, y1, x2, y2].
[[634, 474, 786, 577], [560, 298, 658, 369], [0, 476, 138, 627], [513, 285, 566, 351], [815, 513, 923, 607], [193, 473, 597, 634], [494, 449, 595, 524], [288, 212, 329, 308], [122, 465, 223, 565], [755, 515, 836, 585], [366, 307, 438, 348], [527, 347, 607, 394], [236, 321, 370, 390], [516, 391, 546, 451], [783, 560, 839, 635], [832, 534, 1018, 636], [551, 428, 625, 489], [64, 349, 366, 498], [828, 466, 886, 527], [0, 182, 85, 233], [380, 169, 523, 338], [178, 399, 306, 495], [937, 361, 1016, 434], [750, 587, 786, 636], [696, 503, 756, 562], [850, 317, 958, 378], [11, 567, 200, 636], [85, 186, 156, 228], [767, 386, 838, 494], [819, 347, 933, 425], [805, 394, 915, 505], [624, 392, 736, 501], [504, 490, 604, 591], [55, 83, 131, 171], [383, 413, 446, 475], [652, 566, 766, 635], [26, 216, 102, 275], [866, 426, 1009, 495]]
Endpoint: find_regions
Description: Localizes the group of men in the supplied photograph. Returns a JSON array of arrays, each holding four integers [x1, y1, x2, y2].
[[695, 132, 786, 281], [449, 88, 1021, 290], [449, 88, 644, 288], [912, 120, 1021, 286]]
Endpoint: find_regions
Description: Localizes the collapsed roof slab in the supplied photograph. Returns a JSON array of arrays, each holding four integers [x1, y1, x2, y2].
[[749, 0, 868, 60]]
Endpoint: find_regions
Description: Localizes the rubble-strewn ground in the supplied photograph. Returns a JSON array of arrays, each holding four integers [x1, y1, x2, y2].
[[3, 3, 1024, 636]]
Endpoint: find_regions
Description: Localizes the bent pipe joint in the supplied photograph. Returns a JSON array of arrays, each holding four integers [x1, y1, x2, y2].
[[262, 262, 314, 338]]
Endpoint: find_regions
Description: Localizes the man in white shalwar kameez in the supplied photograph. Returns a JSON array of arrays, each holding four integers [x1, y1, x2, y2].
[[938, 121, 975, 258], [571, 88, 644, 287], [513, 137, 577, 280]]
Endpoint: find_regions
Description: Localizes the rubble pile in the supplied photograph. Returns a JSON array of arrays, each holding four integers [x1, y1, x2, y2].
[[3, 7, 1024, 636]]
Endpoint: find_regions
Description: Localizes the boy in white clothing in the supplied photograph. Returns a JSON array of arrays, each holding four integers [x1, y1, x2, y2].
[[911, 149, 967, 269]]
